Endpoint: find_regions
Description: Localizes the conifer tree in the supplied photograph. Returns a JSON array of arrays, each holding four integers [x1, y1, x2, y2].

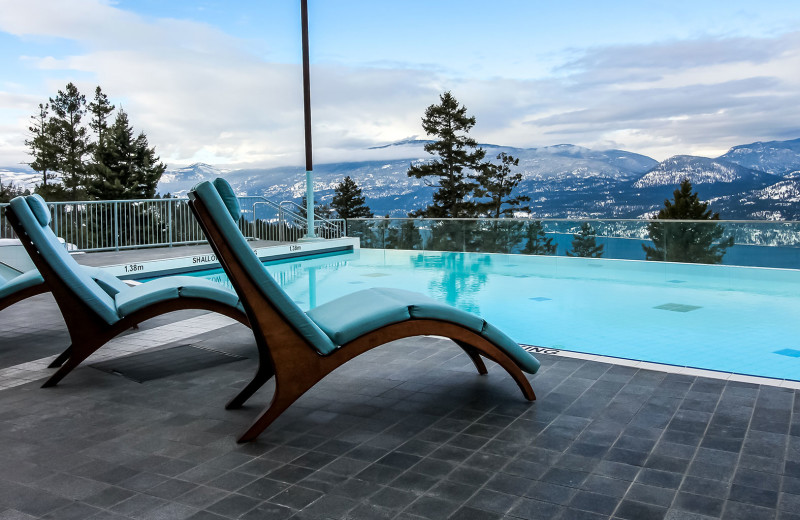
[[331, 176, 373, 219], [567, 222, 604, 258], [86, 110, 165, 199], [300, 195, 334, 220], [25, 103, 58, 188], [0, 176, 29, 203], [49, 82, 90, 198], [407, 91, 485, 218], [88, 86, 115, 145], [522, 221, 556, 255], [643, 178, 734, 263], [385, 219, 423, 250], [475, 152, 530, 218]]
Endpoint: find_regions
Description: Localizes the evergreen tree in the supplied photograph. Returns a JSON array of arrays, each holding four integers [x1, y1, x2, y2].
[[88, 86, 115, 146], [407, 91, 485, 218], [522, 220, 556, 255], [385, 219, 423, 250], [49, 82, 90, 198], [567, 222, 604, 258], [25, 103, 59, 188], [475, 152, 530, 218], [86, 110, 166, 199], [0, 176, 30, 203], [331, 176, 373, 218], [299, 195, 334, 220], [643, 179, 734, 263]]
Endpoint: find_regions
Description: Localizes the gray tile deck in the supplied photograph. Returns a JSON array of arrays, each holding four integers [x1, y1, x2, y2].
[[1, 295, 799, 519]]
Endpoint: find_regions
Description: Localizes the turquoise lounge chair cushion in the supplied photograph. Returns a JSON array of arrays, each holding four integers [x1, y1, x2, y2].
[[85, 267, 130, 296], [27, 194, 51, 226], [213, 178, 241, 222], [481, 322, 541, 374], [372, 288, 485, 333], [308, 287, 540, 374], [307, 289, 412, 345], [193, 181, 338, 355], [0, 269, 44, 300], [9, 196, 120, 324], [114, 276, 240, 316]]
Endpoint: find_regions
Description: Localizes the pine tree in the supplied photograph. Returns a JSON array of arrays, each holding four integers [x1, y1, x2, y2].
[[88, 86, 115, 146], [49, 82, 90, 198], [522, 221, 556, 255], [643, 178, 734, 264], [407, 91, 485, 218], [86, 110, 165, 199], [331, 176, 373, 219], [25, 103, 59, 188], [475, 152, 530, 218], [299, 195, 334, 220], [385, 219, 423, 250], [0, 176, 30, 203], [567, 222, 604, 258], [87, 86, 115, 179]]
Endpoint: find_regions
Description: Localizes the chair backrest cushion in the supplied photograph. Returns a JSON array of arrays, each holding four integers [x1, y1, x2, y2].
[[27, 194, 52, 226], [193, 180, 337, 354], [213, 178, 241, 223], [9, 196, 120, 324]]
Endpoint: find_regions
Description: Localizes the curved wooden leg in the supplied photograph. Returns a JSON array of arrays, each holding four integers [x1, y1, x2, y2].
[[479, 350, 536, 401], [227, 361, 275, 410], [237, 377, 309, 443], [454, 340, 488, 375], [48, 345, 73, 368], [42, 350, 91, 388]]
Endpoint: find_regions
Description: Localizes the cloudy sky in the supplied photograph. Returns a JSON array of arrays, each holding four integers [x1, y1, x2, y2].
[[1, 0, 799, 169]]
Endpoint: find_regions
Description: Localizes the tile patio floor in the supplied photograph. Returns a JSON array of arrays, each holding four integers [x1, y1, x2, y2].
[[1, 294, 799, 520]]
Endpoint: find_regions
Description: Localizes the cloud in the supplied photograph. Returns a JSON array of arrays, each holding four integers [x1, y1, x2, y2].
[[0, 0, 799, 169]]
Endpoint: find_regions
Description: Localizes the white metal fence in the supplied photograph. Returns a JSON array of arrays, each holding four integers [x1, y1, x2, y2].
[[0, 196, 345, 251]]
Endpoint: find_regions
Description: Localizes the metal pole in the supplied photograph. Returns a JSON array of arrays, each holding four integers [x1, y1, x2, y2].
[[301, 0, 316, 239]]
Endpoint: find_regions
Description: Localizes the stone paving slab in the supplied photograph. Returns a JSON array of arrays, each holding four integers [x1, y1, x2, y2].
[[1, 299, 799, 519]]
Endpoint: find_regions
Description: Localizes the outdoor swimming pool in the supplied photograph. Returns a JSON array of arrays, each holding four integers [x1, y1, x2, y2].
[[168, 248, 800, 382]]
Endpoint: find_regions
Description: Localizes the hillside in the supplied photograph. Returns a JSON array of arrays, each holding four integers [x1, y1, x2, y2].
[[5, 137, 800, 220]]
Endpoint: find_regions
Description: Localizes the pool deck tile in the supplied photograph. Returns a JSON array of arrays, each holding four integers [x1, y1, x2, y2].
[[0, 290, 798, 519]]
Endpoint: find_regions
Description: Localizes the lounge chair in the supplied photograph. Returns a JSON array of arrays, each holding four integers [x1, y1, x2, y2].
[[188, 179, 540, 443], [0, 264, 139, 314], [6, 194, 250, 388], [0, 269, 48, 312]]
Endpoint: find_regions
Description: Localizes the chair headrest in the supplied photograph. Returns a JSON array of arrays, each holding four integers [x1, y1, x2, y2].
[[26, 194, 51, 226], [210, 178, 240, 222]]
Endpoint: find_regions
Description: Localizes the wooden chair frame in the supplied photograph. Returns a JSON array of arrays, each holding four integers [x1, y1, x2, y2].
[[0, 281, 49, 313], [6, 209, 250, 388], [189, 193, 535, 443]]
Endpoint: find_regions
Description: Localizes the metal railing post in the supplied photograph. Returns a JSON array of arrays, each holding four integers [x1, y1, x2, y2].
[[168, 199, 173, 248], [114, 201, 119, 251]]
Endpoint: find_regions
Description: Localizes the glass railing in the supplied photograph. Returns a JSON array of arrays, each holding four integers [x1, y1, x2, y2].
[[346, 218, 800, 270]]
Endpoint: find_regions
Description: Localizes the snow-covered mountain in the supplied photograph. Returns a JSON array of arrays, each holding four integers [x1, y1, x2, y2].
[[158, 163, 228, 185], [717, 138, 800, 176], [155, 143, 659, 217], [6, 137, 800, 220], [153, 140, 800, 219], [0, 166, 48, 191], [632, 155, 772, 188]]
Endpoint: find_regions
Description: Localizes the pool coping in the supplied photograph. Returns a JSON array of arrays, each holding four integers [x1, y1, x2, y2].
[[521, 344, 800, 389], [98, 237, 360, 279]]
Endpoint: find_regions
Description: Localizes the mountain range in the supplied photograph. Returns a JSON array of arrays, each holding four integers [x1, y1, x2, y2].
[[5, 137, 800, 220]]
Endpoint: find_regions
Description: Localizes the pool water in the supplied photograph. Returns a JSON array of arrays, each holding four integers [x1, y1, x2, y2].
[[183, 249, 800, 381]]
